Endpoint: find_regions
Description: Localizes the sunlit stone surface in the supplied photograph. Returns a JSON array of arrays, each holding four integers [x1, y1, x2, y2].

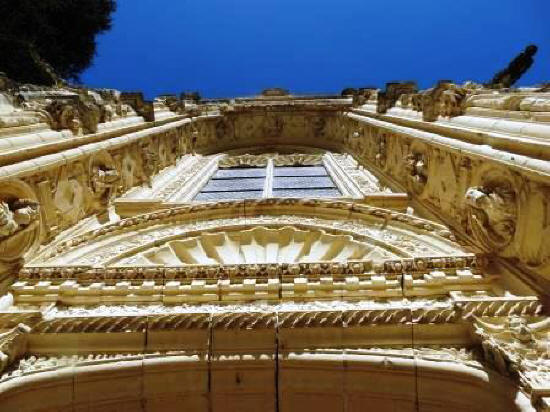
[[0, 79, 549, 411]]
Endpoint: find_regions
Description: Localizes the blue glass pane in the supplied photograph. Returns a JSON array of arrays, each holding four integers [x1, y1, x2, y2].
[[194, 191, 263, 201], [201, 178, 265, 192], [215, 168, 267, 178], [272, 188, 342, 198], [273, 166, 328, 177], [272, 176, 336, 189]]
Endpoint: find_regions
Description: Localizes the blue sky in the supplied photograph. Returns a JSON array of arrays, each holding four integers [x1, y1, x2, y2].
[[82, 0, 550, 99]]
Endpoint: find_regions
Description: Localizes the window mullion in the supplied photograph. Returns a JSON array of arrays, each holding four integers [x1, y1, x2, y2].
[[263, 159, 274, 198]]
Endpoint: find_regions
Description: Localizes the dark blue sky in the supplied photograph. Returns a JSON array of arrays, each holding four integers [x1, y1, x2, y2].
[[82, 0, 550, 99]]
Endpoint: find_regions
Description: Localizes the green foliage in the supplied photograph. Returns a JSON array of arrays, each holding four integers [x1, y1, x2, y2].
[[0, 0, 116, 84]]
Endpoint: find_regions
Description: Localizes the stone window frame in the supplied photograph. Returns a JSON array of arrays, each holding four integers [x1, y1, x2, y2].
[[185, 153, 368, 202]]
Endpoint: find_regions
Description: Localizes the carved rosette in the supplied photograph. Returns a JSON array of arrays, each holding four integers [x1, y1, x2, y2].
[[465, 169, 518, 251]]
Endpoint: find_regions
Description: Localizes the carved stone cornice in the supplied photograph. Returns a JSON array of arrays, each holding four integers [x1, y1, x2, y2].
[[32, 316, 147, 333], [342, 111, 550, 290], [211, 312, 276, 330]]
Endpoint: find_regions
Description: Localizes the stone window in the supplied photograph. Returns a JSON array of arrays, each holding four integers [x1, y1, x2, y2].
[[193, 163, 341, 201]]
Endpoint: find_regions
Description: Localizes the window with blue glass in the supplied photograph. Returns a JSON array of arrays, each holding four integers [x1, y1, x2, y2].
[[193, 163, 341, 201]]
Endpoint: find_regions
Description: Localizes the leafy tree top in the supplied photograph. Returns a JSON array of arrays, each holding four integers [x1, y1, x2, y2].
[[0, 0, 116, 84]]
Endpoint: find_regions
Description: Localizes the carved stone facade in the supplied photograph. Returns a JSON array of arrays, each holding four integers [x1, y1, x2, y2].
[[0, 78, 549, 411]]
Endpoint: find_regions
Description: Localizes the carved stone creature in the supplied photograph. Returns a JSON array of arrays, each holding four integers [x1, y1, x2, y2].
[[0, 324, 31, 374], [45, 100, 81, 134], [78, 100, 101, 133], [377, 82, 417, 114], [404, 152, 428, 194], [489, 44, 538, 88], [410, 93, 423, 112], [91, 165, 119, 199], [465, 185, 517, 250], [0, 199, 39, 239], [439, 87, 468, 117], [422, 81, 468, 121], [120, 92, 155, 122], [352, 88, 376, 107]]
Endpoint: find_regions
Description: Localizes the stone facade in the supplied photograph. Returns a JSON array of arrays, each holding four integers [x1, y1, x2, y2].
[[0, 77, 549, 411]]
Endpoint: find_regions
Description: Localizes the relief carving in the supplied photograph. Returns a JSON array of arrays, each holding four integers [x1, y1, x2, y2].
[[120, 147, 140, 190], [0, 324, 31, 375], [89, 152, 120, 210], [53, 165, 87, 227], [404, 149, 428, 195], [215, 117, 234, 140], [474, 315, 550, 405], [374, 132, 387, 169], [262, 115, 284, 137], [45, 100, 81, 134], [421, 81, 468, 121], [465, 182, 517, 251], [0, 180, 41, 264]]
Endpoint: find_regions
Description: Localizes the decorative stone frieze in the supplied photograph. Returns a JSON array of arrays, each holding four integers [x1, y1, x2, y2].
[[0, 80, 549, 410], [344, 110, 550, 284]]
